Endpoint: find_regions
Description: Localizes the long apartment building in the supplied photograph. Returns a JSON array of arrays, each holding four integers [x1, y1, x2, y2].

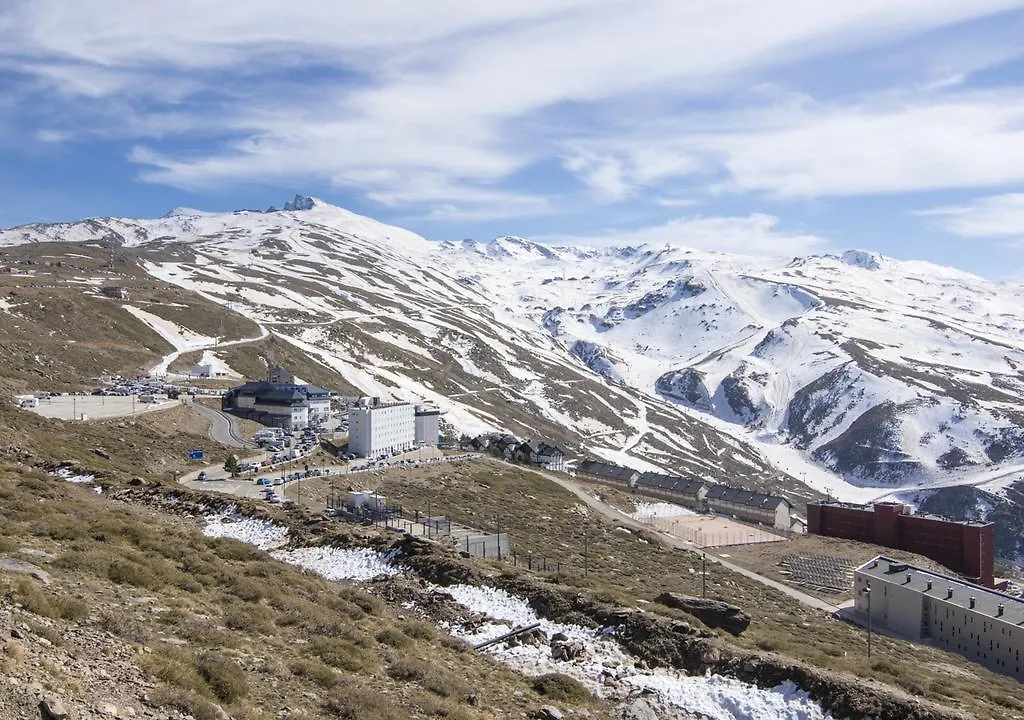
[[855, 556, 1024, 681]]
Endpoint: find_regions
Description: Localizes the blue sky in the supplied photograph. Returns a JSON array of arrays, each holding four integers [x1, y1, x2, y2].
[[2, 1, 1024, 278]]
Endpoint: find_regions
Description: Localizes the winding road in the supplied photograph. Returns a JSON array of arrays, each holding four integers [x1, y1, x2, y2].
[[190, 401, 248, 448]]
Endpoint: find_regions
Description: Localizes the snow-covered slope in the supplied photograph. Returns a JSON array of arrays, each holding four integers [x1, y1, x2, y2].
[[5, 198, 1024, 505], [439, 237, 1024, 491]]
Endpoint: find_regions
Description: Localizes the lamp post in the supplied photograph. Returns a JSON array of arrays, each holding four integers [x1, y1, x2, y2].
[[862, 585, 873, 657]]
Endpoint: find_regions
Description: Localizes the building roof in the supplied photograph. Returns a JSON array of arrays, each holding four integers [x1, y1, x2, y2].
[[705, 484, 791, 510], [577, 459, 639, 481], [810, 501, 992, 528], [856, 555, 1024, 623], [233, 382, 329, 403], [637, 472, 707, 495]]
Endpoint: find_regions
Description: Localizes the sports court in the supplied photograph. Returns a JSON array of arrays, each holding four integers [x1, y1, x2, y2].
[[642, 512, 785, 548]]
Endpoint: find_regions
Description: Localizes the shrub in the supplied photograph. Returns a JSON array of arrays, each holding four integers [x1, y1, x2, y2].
[[289, 659, 340, 689], [107, 560, 158, 589], [532, 673, 591, 702], [871, 660, 900, 677], [196, 651, 249, 704], [9, 579, 87, 621], [399, 620, 437, 641], [223, 606, 273, 635], [376, 627, 413, 649], [310, 637, 374, 674], [334, 587, 383, 616], [97, 611, 149, 643], [323, 683, 406, 720], [148, 688, 224, 720], [386, 658, 429, 682]]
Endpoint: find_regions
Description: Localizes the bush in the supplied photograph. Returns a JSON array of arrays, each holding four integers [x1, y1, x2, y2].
[[148, 688, 224, 720], [289, 659, 340, 689], [376, 627, 413, 649], [223, 606, 273, 635], [10, 578, 88, 621], [310, 637, 374, 674], [196, 651, 249, 704], [532, 673, 591, 702], [107, 560, 158, 589], [386, 658, 429, 682], [399, 619, 437, 641], [97, 611, 149, 643], [323, 683, 406, 720]]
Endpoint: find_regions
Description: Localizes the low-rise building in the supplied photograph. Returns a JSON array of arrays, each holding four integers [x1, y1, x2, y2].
[[515, 440, 565, 471], [348, 401, 416, 457], [705, 485, 792, 531], [221, 381, 330, 430], [855, 555, 1024, 681], [576, 459, 641, 488], [635, 472, 709, 509]]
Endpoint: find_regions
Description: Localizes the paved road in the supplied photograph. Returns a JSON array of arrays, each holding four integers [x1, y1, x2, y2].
[[499, 459, 841, 615], [189, 402, 247, 448]]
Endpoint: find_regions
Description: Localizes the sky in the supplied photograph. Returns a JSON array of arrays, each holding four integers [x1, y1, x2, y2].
[[2, 1, 1024, 278]]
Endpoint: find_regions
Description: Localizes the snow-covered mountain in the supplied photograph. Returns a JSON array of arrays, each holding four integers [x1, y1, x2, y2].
[[5, 196, 1024, 507], [442, 238, 1024, 491]]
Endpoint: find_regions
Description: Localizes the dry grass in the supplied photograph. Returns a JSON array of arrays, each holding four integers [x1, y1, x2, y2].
[[0, 463, 611, 720]]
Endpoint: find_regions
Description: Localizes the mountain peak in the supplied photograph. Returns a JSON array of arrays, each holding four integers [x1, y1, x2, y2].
[[265, 194, 323, 213], [839, 249, 884, 271]]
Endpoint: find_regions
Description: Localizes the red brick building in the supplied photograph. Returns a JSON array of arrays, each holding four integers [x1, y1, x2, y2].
[[807, 501, 994, 587]]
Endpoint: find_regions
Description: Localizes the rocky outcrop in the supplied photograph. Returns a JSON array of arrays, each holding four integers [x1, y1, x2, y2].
[[655, 593, 751, 636], [656, 369, 712, 412]]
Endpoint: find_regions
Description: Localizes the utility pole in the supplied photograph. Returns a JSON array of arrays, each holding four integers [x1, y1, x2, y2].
[[583, 525, 589, 578], [864, 586, 873, 657]]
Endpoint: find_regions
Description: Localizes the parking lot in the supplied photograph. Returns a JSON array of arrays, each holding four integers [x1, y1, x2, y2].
[[27, 394, 180, 421]]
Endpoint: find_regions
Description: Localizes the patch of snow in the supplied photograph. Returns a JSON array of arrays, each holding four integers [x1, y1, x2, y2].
[[631, 502, 696, 520], [270, 546, 400, 581], [202, 512, 289, 550]]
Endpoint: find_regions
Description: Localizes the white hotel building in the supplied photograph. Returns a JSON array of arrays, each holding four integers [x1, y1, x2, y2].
[[855, 555, 1024, 681], [348, 402, 416, 457]]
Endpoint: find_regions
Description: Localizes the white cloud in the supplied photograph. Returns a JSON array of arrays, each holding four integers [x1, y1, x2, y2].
[[917, 194, 1024, 239], [536, 213, 827, 256], [4, 0, 1024, 216]]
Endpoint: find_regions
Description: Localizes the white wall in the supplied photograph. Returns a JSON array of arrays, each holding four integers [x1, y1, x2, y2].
[[349, 403, 415, 457]]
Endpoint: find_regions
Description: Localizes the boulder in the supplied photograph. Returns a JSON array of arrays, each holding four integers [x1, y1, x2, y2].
[[550, 638, 586, 661], [532, 707, 564, 720], [655, 593, 751, 635], [39, 695, 69, 720]]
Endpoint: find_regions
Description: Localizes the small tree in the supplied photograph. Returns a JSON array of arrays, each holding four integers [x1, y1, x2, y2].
[[224, 454, 239, 477]]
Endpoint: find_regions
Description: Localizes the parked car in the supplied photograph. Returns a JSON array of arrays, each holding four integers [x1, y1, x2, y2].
[[255, 477, 271, 485], [197, 471, 207, 481]]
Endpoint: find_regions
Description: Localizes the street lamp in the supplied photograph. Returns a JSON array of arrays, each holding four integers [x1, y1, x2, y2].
[[862, 585, 873, 657]]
